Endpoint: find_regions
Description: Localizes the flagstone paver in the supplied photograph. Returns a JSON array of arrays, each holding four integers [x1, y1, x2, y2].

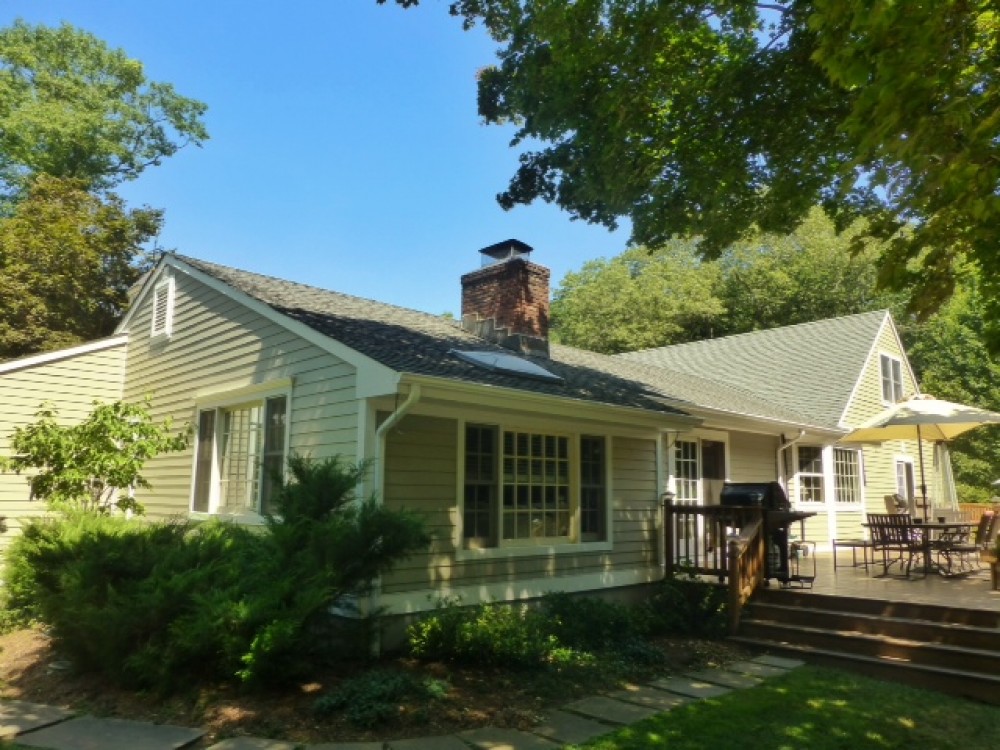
[[0, 700, 74, 739], [724, 660, 790, 678], [752, 655, 805, 670], [17, 715, 205, 750], [309, 742, 383, 749], [530, 710, 613, 746], [562, 696, 660, 726], [207, 737, 298, 749], [684, 668, 762, 690], [606, 685, 693, 711], [458, 726, 560, 750], [388, 735, 472, 750], [649, 675, 732, 700]]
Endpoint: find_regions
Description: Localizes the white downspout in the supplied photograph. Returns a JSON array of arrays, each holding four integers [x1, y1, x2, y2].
[[368, 383, 421, 655], [777, 429, 807, 498]]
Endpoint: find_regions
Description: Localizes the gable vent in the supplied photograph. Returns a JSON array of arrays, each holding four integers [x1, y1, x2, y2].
[[151, 277, 175, 338]]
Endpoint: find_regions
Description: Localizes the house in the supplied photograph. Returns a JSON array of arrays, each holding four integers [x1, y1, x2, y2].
[[0, 240, 945, 625]]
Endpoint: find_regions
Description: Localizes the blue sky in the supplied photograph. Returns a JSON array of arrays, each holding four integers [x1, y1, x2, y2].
[[5, 0, 631, 315]]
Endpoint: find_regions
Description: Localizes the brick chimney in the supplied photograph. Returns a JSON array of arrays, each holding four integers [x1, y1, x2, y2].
[[460, 239, 550, 357]]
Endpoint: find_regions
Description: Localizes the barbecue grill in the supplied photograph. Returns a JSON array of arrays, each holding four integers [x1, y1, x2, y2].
[[719, 481, 812, 583]]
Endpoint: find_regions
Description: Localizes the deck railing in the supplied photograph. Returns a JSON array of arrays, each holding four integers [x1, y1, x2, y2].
[[663, 501, 767, 634]]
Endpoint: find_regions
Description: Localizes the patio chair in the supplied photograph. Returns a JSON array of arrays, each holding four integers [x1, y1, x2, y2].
[[867, 513, 923, 578], [883, 493, 908, 514], [932, 517, 984, 576]]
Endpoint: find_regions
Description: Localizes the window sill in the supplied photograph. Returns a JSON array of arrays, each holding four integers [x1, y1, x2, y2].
[[456, 540, 613, 561], [188, 511, 267, 525]]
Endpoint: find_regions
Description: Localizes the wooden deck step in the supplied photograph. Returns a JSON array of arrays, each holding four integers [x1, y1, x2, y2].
[[734, 587, 1000, 704]]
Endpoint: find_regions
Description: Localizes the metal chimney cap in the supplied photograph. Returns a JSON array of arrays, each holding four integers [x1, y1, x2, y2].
[[479, 239, 534, 266]]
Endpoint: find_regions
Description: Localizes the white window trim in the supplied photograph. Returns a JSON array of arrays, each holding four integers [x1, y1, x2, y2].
[[188, 379, 292, 522], [454, 419, 614, 561], [151, 277, 175, 339]]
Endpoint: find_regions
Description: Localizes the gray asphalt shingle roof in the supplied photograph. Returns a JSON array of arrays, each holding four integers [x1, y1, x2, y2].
[[175, 255, 828, 428], [619, 310, 891, 429]]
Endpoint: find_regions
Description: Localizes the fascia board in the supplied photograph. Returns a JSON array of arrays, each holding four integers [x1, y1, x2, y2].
[[118, 256, 401, 398], [0, 335, 128, 376], [399, 373, 702, 432]]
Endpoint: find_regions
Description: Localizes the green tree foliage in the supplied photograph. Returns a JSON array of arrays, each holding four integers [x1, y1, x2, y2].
[[384, 1, 1000, 348], [551, 241, 724, 353], [0, 20, 208, 198], [718, 208, 906, 334], [0, 399, 189, 515], [552, 208, 902, 354], [2, 456, 429, 691], [0, 175, 161, 359], [904, 273, 1000, 503]]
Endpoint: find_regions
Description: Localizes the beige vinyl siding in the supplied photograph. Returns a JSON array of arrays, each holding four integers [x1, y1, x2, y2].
[[843, 322, 918, 426], [122, 271, 359, 518], [728, 431, 780, 482], [380, 416, 660, 597], [0, 342, 127, 551]]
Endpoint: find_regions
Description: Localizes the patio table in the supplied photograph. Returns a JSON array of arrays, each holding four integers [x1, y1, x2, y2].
[[863, 519, 975, 576]]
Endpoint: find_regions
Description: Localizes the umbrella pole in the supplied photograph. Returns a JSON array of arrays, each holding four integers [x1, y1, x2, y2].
[[917, 424, 929, 520]]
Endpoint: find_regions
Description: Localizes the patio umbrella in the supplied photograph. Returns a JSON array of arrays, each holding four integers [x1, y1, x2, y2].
[[840, 394, 1000, 519]]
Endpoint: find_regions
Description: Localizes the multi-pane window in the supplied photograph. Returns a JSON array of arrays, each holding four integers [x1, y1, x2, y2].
[[192, 394, 288, 516], [580, 436, 606, 542], [464, 425, 497, 549], [675, 440, 699, 501], [880, 354, 903, 404], [462, 425, 605, 547], [833, 448, 861, 503], [502, 431, 570, 540], [797, 446, 824, 503]]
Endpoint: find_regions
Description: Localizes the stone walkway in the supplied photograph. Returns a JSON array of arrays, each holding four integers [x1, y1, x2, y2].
[[0, 655, 803, 750]]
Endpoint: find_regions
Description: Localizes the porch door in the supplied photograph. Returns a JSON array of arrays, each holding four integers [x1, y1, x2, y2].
[[896, 459, 916, 513], [672, 438, 726, 559]]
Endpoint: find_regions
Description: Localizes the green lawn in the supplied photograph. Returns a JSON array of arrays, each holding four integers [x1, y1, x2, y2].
[[573, 665, 1000, 750]]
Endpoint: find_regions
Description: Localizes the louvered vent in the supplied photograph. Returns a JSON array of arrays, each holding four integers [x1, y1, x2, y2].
[[151, 277, 175, 337]]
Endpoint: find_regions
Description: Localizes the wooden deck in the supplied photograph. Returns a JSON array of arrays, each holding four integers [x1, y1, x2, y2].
[[772, 551, 1000, 613]]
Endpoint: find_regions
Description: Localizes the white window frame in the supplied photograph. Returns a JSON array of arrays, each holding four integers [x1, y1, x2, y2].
[[879, 353, 904, 405], [456, 419, 612, 559], [151, 277, 175, 339], [795, 445, 825, 505], [189, 379, 292, 521], [833, 447, 862, 504], [895, 456, 916, 504]]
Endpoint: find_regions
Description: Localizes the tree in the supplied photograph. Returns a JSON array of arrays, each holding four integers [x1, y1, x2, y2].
[[551, 207, 902, 353], [717, 208, 906, 334], [551, 241, 725, 353], [0, 20, 208, 199], [0, 399, 190, 514], [384, 1, 1000, 348], [904, 271, 1000, 504], [0, 175, 162, 359]]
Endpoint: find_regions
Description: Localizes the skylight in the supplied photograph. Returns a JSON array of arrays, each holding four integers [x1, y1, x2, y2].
[[451, 349, 564, 383]]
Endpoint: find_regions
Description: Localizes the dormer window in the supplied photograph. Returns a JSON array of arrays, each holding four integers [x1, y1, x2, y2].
[[151, 277, 175, 338]]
